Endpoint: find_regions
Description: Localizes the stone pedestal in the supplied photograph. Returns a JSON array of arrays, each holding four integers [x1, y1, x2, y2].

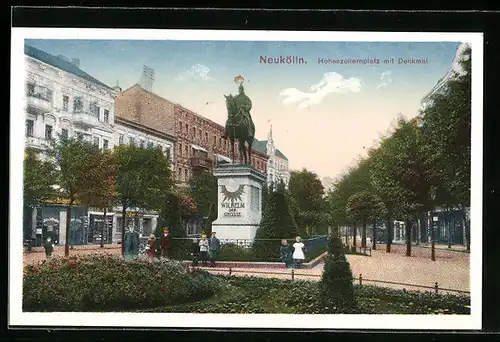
[[211, 164, 266, 241]]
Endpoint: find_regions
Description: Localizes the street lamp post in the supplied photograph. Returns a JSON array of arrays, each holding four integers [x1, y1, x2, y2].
[[431, 216, 438, 261], [430, 190, 437, 261]]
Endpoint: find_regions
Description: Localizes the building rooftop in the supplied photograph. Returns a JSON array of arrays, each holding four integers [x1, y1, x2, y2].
[[24, 44, 114, 91], [260, 140, 288, 160]]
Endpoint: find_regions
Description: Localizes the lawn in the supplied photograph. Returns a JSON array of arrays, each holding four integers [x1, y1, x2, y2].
[[138, 275, 471, 315]]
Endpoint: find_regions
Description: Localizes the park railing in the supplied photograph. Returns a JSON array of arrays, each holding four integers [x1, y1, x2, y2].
[[138, 235, 329, 262], [191, 266, 470, 295]]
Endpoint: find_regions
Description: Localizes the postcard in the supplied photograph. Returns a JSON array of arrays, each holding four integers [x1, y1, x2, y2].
[[10, 28, 483, 330]]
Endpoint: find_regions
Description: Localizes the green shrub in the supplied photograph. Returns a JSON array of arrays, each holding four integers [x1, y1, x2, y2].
[[319, 234, 355, 312], [23, 254, 223, 312], [217, 243, 257, 261]]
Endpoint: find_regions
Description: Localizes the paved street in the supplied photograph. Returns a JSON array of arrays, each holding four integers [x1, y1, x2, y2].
[[23, 243, 469, 294]]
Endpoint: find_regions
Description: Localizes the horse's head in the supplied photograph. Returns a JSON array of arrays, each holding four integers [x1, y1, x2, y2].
[[224, 94, 236, 113]]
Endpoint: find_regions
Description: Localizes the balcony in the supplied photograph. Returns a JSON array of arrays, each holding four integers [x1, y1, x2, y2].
[[26, 95, 52, 113], [25, 136, 49, 150], [190, 157, 212, 169], [72, 110, 100, 128]]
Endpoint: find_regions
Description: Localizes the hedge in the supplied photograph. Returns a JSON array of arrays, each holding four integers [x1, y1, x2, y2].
[[23, 254, 224, 312]]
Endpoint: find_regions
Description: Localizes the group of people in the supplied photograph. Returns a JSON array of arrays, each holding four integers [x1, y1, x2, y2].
[[146, 227, 172, 259], [191, 232, 220, 267], [279, 236, 307, 268]]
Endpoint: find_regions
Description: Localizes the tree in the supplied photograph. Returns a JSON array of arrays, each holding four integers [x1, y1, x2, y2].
[[420, 45, 471, 251], [48, 137, 101, 256], [115, 144, 174, 256], [345, 191, 387, 248], [188, 169, 218, 231], [289, 169, 326, 236], [319, 233, 354, 312], [253, 180, 299, 260], [76, 149, 118, 248], [157, 192, 188, 259], [23, 148, 58, 240]]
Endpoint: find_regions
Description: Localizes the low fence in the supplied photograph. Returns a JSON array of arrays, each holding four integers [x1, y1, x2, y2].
[[138, 235, 329, 258], [193, 266, 470, 295]]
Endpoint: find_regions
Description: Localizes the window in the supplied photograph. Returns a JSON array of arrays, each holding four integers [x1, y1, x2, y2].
[[103, 139, 109, 150], [25, 119, 34, 137], [26, 83, 53, 102], [73, 97, 83, 113], [62, 95, 69, 111], [185, 145, 188, 156], [213, 136, 216, 146], [129, 137, 135, 145], [45, 125, 53, 140], [205, 132, 208, 142], [147, 141, 154, 149], [185, 123, 188, 133], [104, 109, 109, 123], [184, 168, 189, 180], [166, 146, 171, 160], [118, 133, 124, 145], [90, 102, 100, 118], [192, 127, 196, 137], [179, 143, 183, 156], [61, 128, 68, 140], [178, 121, 182, 132], [178, 168, 182, 178], [93, 137, 99, 146]]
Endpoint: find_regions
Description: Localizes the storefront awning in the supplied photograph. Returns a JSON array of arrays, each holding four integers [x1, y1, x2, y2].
[[191, 144, 208, 153]]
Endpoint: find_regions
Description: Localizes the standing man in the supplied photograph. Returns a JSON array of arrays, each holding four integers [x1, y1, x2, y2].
[[43, 236, 54, 259], [208, 232, 220, 267], [160, 227, 172, 259]]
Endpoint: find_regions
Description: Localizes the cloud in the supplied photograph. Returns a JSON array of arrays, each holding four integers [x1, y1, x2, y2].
[[376, 70, 392, 90], [279, 72, 362, 109], [175, 64, 214, 81]]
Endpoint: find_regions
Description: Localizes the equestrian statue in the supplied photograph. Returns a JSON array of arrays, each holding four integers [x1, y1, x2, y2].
[[223, 75, 256, 165]]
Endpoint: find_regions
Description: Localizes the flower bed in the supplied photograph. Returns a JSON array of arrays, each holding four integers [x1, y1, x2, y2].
[[142, 276, 471, 314], [23, 254, 224, 312]]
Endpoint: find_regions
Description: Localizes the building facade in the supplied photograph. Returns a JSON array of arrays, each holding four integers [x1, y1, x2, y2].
[[174, 104, 269, 185], [23, 45, 120, 246], [261, 125, 290, 188]]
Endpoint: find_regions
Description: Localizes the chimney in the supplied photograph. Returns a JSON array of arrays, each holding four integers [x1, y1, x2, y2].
[[71, 58, 80, 68]]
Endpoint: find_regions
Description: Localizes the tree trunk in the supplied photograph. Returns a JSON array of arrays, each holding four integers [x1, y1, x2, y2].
[[405, 220, 412, 256], [64, 197, 74, 257], [100, 207, 107, 248], [416, 217, 421, 245], [463, 206, 470, 252], [445, 210, 451, 248], [361, 220, 367, 248], [121, 205, 127, 257], [352, 224, 357, 249], [65, 203, 71, 257], [372, 221, 377, 250], [386, 214, 393, 253]]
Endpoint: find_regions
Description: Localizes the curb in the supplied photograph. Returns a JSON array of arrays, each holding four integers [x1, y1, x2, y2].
[[180, 251, 328, 269]]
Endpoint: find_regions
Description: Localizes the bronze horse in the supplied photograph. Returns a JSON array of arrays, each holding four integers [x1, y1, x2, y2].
[[223, 90, 255, 165]]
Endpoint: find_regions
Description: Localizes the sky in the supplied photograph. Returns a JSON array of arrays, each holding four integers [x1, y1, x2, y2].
[[25, 39, 461, 180]]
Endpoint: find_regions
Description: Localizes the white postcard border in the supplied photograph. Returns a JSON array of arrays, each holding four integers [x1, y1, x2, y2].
[[10, 28, 483, 330]]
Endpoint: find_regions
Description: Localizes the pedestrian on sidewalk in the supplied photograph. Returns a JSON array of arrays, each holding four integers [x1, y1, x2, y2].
[[279, 239, 293, 268], [209, 232, 220, 267], [199, 234, 209, 266], [292, 236, 306, 268], [160, 227, 172, 259], [146, 234, 156, 259], [43, 236, 54, 259], [191, 238, 200, 267]]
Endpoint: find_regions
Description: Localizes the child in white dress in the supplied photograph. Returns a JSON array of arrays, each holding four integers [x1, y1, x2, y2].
[[292, 236, 306, 268]]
